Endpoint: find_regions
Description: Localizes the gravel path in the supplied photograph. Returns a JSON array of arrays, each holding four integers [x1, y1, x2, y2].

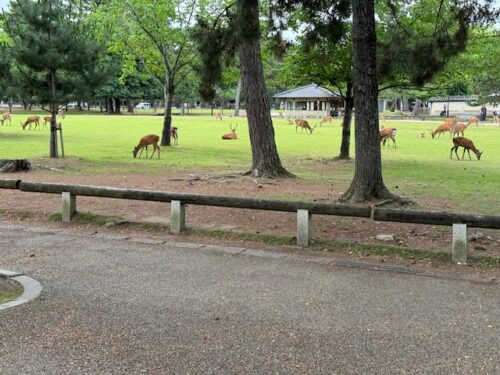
[[1, 225, 499, 374]]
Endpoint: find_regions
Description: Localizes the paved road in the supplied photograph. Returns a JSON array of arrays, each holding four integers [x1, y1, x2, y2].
[[1, 224, 499, 374]]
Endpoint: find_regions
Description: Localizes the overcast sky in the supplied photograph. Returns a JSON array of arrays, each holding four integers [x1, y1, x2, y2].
[[0, 0, 8, 11]]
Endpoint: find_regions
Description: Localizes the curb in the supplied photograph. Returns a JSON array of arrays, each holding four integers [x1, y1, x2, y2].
[[0, 269, 43, 311]]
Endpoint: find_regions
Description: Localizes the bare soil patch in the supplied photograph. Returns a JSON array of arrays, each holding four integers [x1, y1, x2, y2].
[[1, 160, 499, 278]]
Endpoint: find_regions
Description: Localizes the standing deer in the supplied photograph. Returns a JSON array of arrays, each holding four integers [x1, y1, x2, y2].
[[295, 119, 317, 134], [20, 116, 40, 130], [58, 108, 65, 120], [430, 120, 455, 138], [467, 116, 479, 127], [2, 112, 12, 126], [450, 122, 470, 137], [133, 134, 160, 159], [170, 127, 178, 145], [450, 137, 482, 160], [42, 116, 53, 129], [380, 127, 397, 148], [222, 124, 238, 139], [319, 115, 333, 126], [215, 112, 222, 121]]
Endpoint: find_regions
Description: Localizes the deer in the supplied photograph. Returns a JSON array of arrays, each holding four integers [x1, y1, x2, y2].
[[20, 116, 40, 130], [379, 114, 386, 121], [380, 127, 397, 148], [132, 134, 160, 159], [58, 108, 65, 120], [43, 116, 53, 129], [295, 119, 317, 134], [319, 115, 333, 126], [450, 137, 482, 160], [430, 118, 456, 138], [466, 116, 479, 127], [170, 127, 178, 145], [215, 112, 222, 121], [2, 112, 12, 126], [450, 122, 470, 137], [417, 131, 426, 138], [222, 124, 238, 140]]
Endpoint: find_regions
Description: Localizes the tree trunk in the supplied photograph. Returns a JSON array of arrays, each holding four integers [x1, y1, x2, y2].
[[49, 68, 58, 158], [114, 98, 121, 114], [106, 98, 114, 114], [160, 74, 173, 146], [238, 0, 292, 178], [338, 80, 353, 160], [340, 0, 395, 202], [127, 100, 134, 113], [234, 77, 242, 117]]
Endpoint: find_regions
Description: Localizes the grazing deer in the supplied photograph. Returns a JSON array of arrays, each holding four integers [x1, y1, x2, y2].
[[380, 127, 397, 148], [58, 108, 65, 120], [222, 124, 238, 140], [467, 116, 479, 127], [430, 119, 455, 139], [2, 112, 12, 126], [133, 134, 160, 159], [295, 119, 317, 134], [170, 127, 178, 145], [450, 122, 470, 137], [417, 131, 426, 138], [20, 116, 40, 130], [319, 115, 333, 126], [450, 137, 482, 160], [215, 112, 222, 121]]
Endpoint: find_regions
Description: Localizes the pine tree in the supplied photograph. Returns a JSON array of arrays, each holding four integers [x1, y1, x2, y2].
[[2, 0, 104, 157]]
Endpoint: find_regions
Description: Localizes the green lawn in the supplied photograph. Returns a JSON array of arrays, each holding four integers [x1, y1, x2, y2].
[[1, 111, 499, 214]]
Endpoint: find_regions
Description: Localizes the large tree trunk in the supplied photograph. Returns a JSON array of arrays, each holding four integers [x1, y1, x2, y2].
[[114, 98, 121, 114], [340, 0, 395, 202], [160, 73, 173, 146], [238, 0, 292, 178], [338, 80, 354, 160], [127, 99, 134, 113]]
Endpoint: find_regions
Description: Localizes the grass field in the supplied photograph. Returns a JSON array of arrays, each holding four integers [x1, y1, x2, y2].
[[1, 111, 499, 214]]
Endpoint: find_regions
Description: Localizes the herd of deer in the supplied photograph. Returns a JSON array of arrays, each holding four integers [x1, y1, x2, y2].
[[1, 109, 66, 130], [379, 115, 483, 160]]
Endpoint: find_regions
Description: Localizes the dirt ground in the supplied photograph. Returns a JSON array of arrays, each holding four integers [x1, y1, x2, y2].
[[1, 158, 499, 278]]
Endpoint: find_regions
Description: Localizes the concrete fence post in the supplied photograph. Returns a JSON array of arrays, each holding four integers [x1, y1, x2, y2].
[[452, 223, 468, 263], [62, 192, 76, 222], [170, 200, 185, 234], [297, 209, 312, 246]]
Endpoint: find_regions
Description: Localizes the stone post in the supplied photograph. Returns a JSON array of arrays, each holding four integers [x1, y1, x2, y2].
[[297, 209, 312, 246], [170, 200, 185, 234], [452, 223, 468, 263], [62, 192, 76, 222]]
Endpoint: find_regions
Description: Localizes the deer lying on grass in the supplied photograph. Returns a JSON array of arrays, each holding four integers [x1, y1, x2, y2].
[[450, 122, 470, 137], [133, 134, 160, 159], [20, 116, 40, 130], [215, 112, 222, 121], [380, 127, 397, 148], [222, 124, 238, 139], [319, 115, 333, 126], [450, 137, 482, 160], [2, 112, 12, 126], [295, 119, 317, 134], [170, 127, 178, 145]]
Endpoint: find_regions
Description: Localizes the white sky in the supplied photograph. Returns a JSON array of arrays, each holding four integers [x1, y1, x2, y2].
[[0, 0, 8, 11]]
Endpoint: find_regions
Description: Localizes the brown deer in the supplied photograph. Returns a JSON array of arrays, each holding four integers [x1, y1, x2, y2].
[[380, 127, 397, 148], [319, 115, 333, 126], [215, 112, 222, 121], [467, 116, 479, 127], [170, 127, 178, 145], [42, 116, 53, 129], [2, 112, 12, 126], [20, 116, 40, 130], [295, 119, 317, 134], [450, 137, 482, 160], [222, 124, 238, 140], [450, 122, 470, 137], [58, 108, 65, 120], [430, 119, 455, 139], [379, 114, 386, 121], [133, 134, 160, 159]]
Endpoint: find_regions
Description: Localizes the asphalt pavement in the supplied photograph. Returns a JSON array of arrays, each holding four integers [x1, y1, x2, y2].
[[0, 224, 499, 374]]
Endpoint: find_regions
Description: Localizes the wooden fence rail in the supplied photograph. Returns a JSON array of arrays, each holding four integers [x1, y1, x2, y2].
[[1, 178, 499, 264]]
